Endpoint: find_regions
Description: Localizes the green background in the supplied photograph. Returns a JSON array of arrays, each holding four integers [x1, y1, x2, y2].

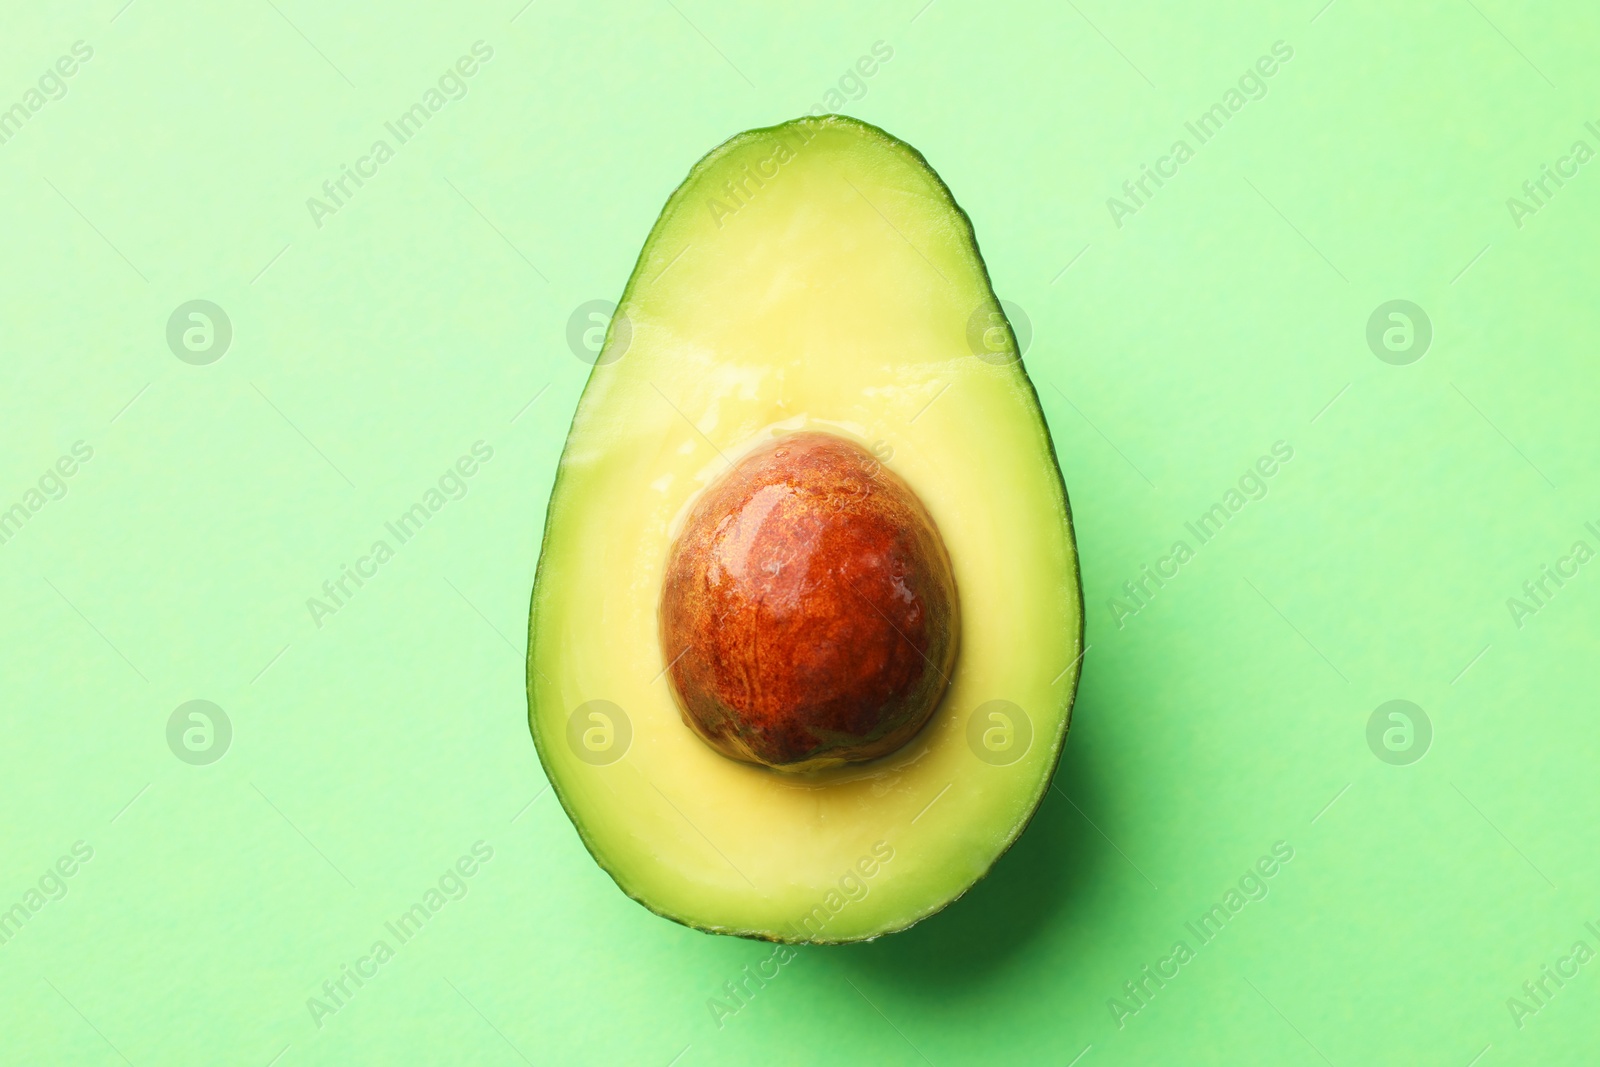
[[3, 0, 1597, 1063]]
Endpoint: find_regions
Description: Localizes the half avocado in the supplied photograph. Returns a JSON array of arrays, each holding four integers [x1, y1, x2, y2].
[[528, 115, 1084, 943]]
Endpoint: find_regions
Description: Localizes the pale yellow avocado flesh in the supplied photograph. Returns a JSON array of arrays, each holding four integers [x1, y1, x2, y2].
[[528, 115, 1083, 942]]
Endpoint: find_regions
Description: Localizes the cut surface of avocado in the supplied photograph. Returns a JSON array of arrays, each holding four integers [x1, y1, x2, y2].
[[527, 115, 1083, 943]]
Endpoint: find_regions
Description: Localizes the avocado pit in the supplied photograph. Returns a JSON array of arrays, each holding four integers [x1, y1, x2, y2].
[[659, 431, 959, 772]]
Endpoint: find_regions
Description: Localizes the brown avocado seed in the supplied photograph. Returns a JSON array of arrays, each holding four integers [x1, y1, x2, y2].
[[658, 431, 959, 772]]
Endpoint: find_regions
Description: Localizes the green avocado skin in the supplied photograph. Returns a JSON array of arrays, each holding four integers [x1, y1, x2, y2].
[[526, 114, 1085, 944]]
